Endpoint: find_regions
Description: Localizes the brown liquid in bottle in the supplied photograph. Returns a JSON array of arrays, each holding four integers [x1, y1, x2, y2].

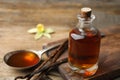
[[68, 27, 101, 69], [6, 51, 40, 67]]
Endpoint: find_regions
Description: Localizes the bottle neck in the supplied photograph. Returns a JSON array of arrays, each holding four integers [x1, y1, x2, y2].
[[77, 15, 95, 29]]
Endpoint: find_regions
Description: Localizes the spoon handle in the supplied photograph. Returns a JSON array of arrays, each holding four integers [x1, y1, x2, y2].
[[38, 44, 60, 55]]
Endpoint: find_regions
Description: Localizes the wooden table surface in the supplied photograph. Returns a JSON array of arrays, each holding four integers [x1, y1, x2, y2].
[[0, 0, 120, 80]]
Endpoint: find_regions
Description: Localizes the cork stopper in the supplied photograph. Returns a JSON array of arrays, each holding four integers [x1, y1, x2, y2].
[[80, 7, 92, 19]]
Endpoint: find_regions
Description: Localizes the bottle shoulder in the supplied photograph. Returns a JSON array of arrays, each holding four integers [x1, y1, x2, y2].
[[69, 27, 101, 38]]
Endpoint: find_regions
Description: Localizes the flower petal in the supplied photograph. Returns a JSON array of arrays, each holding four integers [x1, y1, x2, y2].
[[35, 33, 43, 40], [27, 28, 37, 34], [43, 33, 51, 38], [45, 28, 54, 34]]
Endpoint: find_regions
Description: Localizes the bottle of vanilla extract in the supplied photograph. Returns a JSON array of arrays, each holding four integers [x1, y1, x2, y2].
[[68, 7, 101, 76]]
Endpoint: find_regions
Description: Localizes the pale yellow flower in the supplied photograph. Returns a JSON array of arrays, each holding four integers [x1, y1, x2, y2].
[[28, 24, 54, 40]]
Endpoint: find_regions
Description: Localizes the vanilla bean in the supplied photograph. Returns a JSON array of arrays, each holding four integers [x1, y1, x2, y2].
[[32, 58, 68, 80], [51, 40, 68, 63], [35, 74, 52, 80], [41, 75, 52, 80], [33, 58, 68, 75], [35, 40, 68, 80]]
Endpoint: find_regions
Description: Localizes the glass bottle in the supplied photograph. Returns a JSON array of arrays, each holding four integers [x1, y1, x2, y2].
[[68, 7, 101, 77]]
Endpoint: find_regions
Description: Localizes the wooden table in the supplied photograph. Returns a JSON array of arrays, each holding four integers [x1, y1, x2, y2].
[[0, 0, 119, 80]]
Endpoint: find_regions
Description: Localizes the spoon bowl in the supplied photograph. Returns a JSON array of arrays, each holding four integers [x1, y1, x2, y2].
[[4, 44, 59, 70], [4, 50, 41, 69]]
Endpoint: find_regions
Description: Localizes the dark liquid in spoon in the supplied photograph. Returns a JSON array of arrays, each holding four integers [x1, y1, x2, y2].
[[6, 51, 40, 67]]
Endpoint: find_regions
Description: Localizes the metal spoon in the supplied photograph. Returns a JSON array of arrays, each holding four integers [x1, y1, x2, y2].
[[4, 44, 59, 70]]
